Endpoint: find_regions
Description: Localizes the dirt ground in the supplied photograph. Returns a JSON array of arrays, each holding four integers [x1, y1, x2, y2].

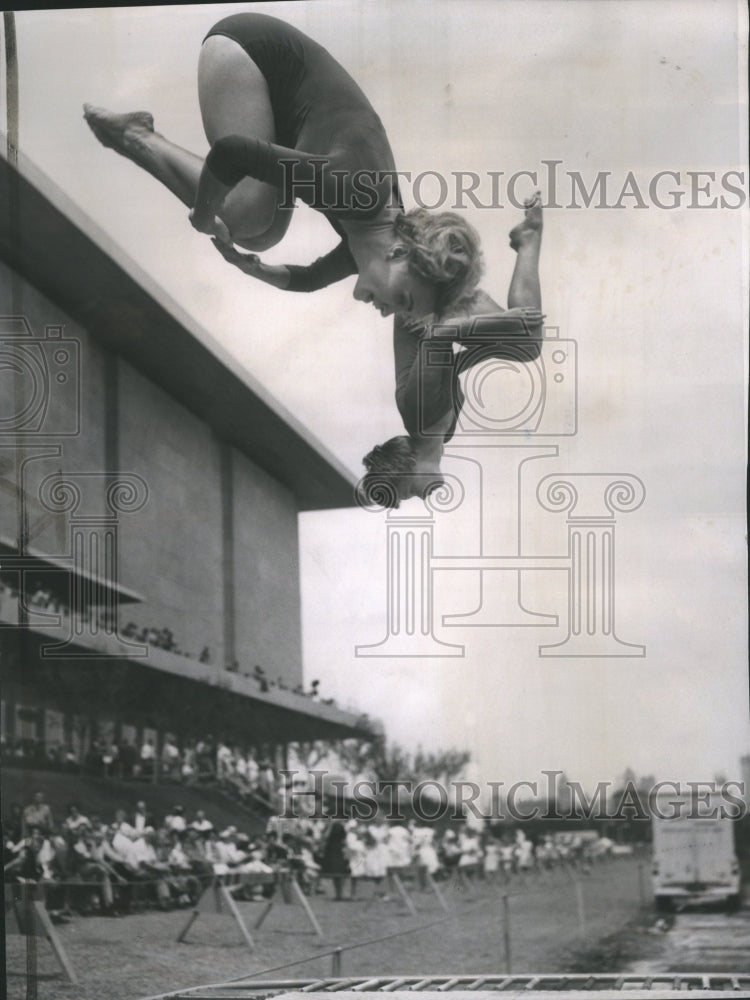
[[3, 856, 667, 1000]]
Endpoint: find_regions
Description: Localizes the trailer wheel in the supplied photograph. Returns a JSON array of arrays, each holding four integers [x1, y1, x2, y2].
[[654, 895, 673, 913]]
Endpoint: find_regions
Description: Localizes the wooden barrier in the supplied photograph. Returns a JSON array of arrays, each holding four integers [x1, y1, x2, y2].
[[176, 869, 323, 950], [386, 864, 451, 913], [4, 882, 77, 984]]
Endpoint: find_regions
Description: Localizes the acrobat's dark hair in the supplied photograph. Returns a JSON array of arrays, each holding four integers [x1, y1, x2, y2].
[[394, 209, 484, 317], [362, 435, 417, 476], [359, 436, 445, 510], [359, 435, 418, 509]]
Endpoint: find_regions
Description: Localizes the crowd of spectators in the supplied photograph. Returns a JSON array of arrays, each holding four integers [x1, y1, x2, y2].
[[5, 787, 617, 925], [2, 580, 332, 707], [3, 733, 298, 815]]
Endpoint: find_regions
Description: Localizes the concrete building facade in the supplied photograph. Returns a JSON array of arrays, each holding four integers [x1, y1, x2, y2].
[[0, 149, 371, 764]]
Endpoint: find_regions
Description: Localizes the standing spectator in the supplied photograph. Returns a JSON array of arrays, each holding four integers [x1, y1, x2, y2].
[[387, 822, 413, 868], [140, 737, 156, 777], [22, 790, 54, 838], [458, 827, 482, 879], [181, 741, 197, 783], [345, 822, 367, 897], [161, 735, 180, 778], [483, 835, 501, 883], [258, 759, 276, 801], [245, 749, 259, 790], [321, 821, 350, 901], [413, 824, 440, 875], [216, 741, 233, 781], [119, 739, 138, 778], [102, 740, 118, 778]]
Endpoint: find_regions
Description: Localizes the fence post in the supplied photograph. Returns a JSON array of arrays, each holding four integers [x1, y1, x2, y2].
[[24, 882, 38, 1000], [501, 893, 512, 974], [331, 947, 343, 977]]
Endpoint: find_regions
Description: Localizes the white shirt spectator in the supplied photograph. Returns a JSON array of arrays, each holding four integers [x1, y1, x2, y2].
[[387, 824, 413, 868], [165, 810, 187, 832]]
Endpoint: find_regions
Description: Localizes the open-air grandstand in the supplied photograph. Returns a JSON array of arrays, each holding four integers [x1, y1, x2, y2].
[[0, 145, 376, 802]]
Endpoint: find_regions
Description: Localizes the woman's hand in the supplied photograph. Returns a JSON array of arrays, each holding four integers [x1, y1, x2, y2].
[[211, 239, 263, 276], [189, 210, 233, 246]]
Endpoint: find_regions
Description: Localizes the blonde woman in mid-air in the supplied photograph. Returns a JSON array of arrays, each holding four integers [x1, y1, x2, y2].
[[85, 11, 543, 488]]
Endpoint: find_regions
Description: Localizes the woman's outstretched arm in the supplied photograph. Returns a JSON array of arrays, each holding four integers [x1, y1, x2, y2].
[[211, 238, 357, 291]]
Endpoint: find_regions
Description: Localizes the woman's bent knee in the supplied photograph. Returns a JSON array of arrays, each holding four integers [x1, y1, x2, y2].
[[231, 209, 293, 252]]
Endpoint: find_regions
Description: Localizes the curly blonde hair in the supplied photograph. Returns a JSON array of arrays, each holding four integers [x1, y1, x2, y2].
[[394, 209, 484, 317]]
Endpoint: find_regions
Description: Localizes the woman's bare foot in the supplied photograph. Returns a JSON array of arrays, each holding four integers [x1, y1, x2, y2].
[[509, 191, 543, 250], [83, 104, 155, 161]]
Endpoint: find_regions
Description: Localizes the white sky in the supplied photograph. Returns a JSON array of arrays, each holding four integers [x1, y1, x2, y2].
[[6, 0, 749, 792]]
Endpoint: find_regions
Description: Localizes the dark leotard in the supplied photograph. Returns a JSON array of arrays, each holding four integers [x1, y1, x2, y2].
[[204, 13, 402, 291]]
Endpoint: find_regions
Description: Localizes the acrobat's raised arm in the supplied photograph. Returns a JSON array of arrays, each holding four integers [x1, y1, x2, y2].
[[393, 304, 544, 438]]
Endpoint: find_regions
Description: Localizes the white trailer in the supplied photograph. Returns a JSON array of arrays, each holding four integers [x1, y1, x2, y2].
[[651, 798, 741, 910]]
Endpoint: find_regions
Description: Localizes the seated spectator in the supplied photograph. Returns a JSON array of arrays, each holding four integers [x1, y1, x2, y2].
[[164, 830, 203, 901], [164, 805, 187, 832], [62, 803, 91, 840], [4, 825, 69, 910], [22, 790, 54, 838], [69, 826, 119, 914], [153, 828, 199, 906], [5, 827, 47, 881], [283, 833, 320, 895], [235, 841, 276, 901], [180, 828, 214, 882], [133, 800, 152, 833], [190, 809, 213, 834], [203, 829, 230, 875]]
